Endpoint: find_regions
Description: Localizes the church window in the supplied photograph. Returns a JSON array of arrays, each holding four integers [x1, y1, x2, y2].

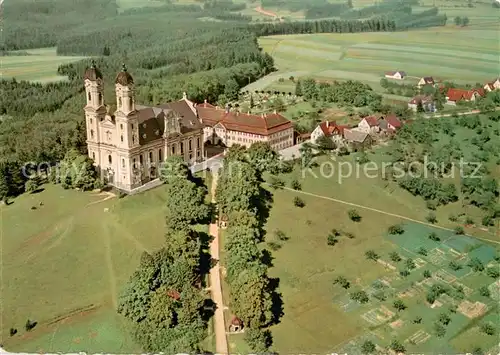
[[133, 158, 137, 168], [189, 153, 192, 160], [120, 124, 123, 130], [88, 92, 91, 101], [98, 93, 102, 105], [149, 151, 153, 162], [90, 118, 93, 124], [122, 159, 125, 168], [92, 152, 95, 160], [143, 134, 147, 139], [197, 150, 200, 158], [139, 155, 143, 165], [132, 135, 135, 144], [197, 137, 200, 147], [118, 97, 122, 108], [131, 124, 134, 129], [121, 135, 123, 143], [159, 149, 163, 162], [129, 97, 133, 108], [188, 139, 192, 151], [143, 123, 147, 128], [180, 142, 184, 154], [108, 155, 112, 164], [90, 129, 94, 138], [171, 145, 175, 155]]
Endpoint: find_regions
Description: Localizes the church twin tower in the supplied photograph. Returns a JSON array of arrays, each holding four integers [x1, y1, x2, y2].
[[83, 61, 143, 190]]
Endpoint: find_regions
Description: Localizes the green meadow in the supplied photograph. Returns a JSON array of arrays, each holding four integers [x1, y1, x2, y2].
[[1, 48, 87, 83], [261, 157, 499, 353], [0, 180, 210, 352], [251, 25, 499, 94]]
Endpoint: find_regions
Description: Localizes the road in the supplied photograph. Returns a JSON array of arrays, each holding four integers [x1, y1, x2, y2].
[[208, 172, 229, 355], [424, 107, 500, 119]]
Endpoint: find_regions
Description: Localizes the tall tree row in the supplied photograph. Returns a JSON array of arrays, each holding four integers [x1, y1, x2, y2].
[[117, 156, 211, 352], [215, 143, 281, 352]]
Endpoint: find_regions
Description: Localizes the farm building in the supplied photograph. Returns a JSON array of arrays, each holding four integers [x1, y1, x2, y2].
[[378, 114, 402, 132], [445, 88, 485, 105], [294, 131, 311, 145], [357, 116, 380, 134], [484, 77, 500, 92], [417, 76, 436, 87], [408, 95, 437, 112], [343, 128, 372, 149], [310, 121, 349, 146], [384, 71, 406, 79]]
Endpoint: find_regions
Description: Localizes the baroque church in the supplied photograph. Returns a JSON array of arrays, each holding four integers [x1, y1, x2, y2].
[[84, 62, 205, 192], [84, 62, 294, 192]]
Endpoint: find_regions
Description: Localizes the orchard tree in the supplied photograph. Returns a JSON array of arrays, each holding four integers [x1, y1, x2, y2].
[[393, 299, 407, 311], [365, 250, 379, 261], [348, 209, 362, 222], [361, 340, 376, 354], [389, 340, 405, 353], [244, 327, 272, 353]]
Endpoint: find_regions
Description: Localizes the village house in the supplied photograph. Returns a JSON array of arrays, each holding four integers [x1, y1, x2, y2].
[[484, 78, 500, 92], [408, 95, 437, 112], [378, 114, 402, 132], [445, 88, 485, 105], [357, 116, 380, 134], [84, 62, 294, 192], [417, 77, 436, 87], [384, 71, 407, 80], [310, 121, 349, 146], [343, 128, 372, 150]]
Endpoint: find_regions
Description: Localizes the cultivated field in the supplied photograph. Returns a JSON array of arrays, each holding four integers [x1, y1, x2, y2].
[[1, 48, 87, 83], [0, 181, 210, 352], [262, 159, 500, 353], [250, 25, 500, 95]]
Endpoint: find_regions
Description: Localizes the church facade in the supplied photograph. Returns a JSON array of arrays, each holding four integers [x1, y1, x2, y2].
[[84, 62, 294, 192]]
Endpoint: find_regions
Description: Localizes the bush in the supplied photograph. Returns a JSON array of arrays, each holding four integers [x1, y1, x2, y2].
[[290, 179, 301, 190], [480, 323, 496, 335], [361, 340, 376, 354], [423, 270, 431, 278], [244, 327, 272, 352], [465, 216, 475, 225], [449, 260, 462, 271], [389, 251, 401, 262], [327, 234, 338, 246], [426, 212, 437, 224], [9, 328, 17, 336], [428, 232, 440, 241], [293, 196, 305, 207], [448, 214, 458, 222], [479, 286, 490, 297], [486, 267, 500, 278], [388, 224, 404, 235], [274, 229, 289, 241], [267, 241, 281, 251], [350, 290, 369, 304], [348, 209, 362, 222], [25, 319, 36, 331], [454, 226, 465, 235], [270, 176, 284, 189], [417, 247, 427, 256], [413, 316, 422, 324], [426, 200, 437, 210]]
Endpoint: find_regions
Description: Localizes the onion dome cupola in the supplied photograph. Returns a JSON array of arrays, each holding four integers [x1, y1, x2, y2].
[[115, 63, 134, 86], [84, 60, 103, 81]]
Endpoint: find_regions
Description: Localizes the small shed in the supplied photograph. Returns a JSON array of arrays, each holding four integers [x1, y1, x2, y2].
[[219, 214, 228, 229], [229, 316, 244, 333]]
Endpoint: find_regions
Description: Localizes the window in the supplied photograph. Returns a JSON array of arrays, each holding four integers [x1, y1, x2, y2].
[[120, 124, 123, 130], [108, 155, 112, 164], [180, 142, 184, 154], [131, 124, 134, 129], [120, 135, 123, 142], [171, 145, 175, 155], [132, 136, 135, 144], [129, 97, 133, 108], [158, 149, 163, 162], [118, 97, 122, 107], [122, 159, 125, 168], [139, 155, 143, 165], [98, 93, 102, 105], [90, 118, 93, 124], [133, 158, 137, 168], [188, 139, 192, 151], [92, 152, 95, 160], [90, 129, 94, 138], [149, 151, 153, 162], [197, 137, 200, 147], [197, 150, 200, 157], [88, 92, 91, 101], [189, 153, 192, 160]]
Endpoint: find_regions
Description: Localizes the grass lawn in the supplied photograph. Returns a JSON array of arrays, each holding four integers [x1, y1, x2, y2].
[[1, 180, 209, 352], [260, 159, 499, 353], [248, 22, 499, 95], [2, 48, 87, 83]]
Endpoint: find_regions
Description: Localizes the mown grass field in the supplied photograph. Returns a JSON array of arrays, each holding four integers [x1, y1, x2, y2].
[[1, 179, 210, 352], [250, 23, 499, 95], [1, 48, 87, 83], [262, 157, 499, 353]]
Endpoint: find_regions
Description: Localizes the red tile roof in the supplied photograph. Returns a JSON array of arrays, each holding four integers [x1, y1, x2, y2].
[[318, 121, 349, 137], [409, 95, 433, 104], [446, 88, 485, 102], [363, 116, 379, 127], [385, 114, 402, 128], [197, 107, 292, 136]]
